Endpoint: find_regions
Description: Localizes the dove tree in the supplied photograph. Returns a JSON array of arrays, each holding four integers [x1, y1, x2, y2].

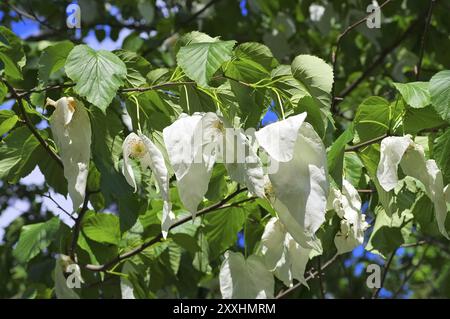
[[0, 0, 449, 300]]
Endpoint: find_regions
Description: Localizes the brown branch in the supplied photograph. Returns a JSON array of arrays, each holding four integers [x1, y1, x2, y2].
[[276, 253, 339, 299], [337, 18, 420, 101], [1, 79, 63, 169], [401, 240, 428, 248], [69, 191, 92, 263], [330, 0, 394, 112], [372, 248, 397, 298], [414, 0, 436, 80], [345, 134, 387, 152], [119, 81, 196, 93], [181, 0, 224, 27], [41, 193, 76, 221], [357, 189, 377, 193], [393, 245, 429, 298], [16, 83, 75, 97], [83, 187, 251, 272]]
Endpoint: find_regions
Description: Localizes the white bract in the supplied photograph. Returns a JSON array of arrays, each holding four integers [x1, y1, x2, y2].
[[260, 217, 311, 288], [47, 97, 91, 211], [328, 180, 369, 254], [219, 251, 274, 299], [377, 136, 449, 239], [257, 114, 328, 251], [163, 113, 265, 216], [122, 132, 174, 238]]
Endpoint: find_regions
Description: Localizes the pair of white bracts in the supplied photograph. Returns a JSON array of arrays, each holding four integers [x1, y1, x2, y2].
[[377, 135, 450, 239]]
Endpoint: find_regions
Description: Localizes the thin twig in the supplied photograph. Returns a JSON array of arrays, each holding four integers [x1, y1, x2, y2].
[[1, 78, 64, 169], [337, 17, 420, 101], [41, 193, 75, 221], [180, 0, 223, 26], [345, 134, 387, 152], [414, 0, 436, 80], [401, 240, 428, 248], [119, 81, 196, 93], [372, 248, 397, 298], [330, 0, 394, 112], [276, 253, 339, 299], [16, 83, 75, 97], [393, 245, 429, 298]]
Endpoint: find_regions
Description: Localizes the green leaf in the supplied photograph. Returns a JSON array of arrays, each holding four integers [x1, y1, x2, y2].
[[291, 54, 333, 109], [229, 81, 266, 128], [327, 125, 354, 187], [235, 42, 278, 71], [13, 217, 60, 263], [179, 85, 216, 113], [175, 31, 217, 53], [114, 49, 152, 87], [393, 81, 430, 109], [0, 81, 7, 103], [224, 59, 269, 83], [403, 105, 447, 134], [271, 65, 308, 105], [297, 95, 325, 137], [0, 26, 26, 80], [177, 40, 236, 87], [354, 96, 390, 142], [90, 107, 132, 202], [65, 45, 127, 111], [204, 207, 246, 259], [366, 206, 411, 258], [0, 110, 18, 136], [0, 126, 41, 181], [38, 41, 74, 84], [434, 128, 450, 185], [82, 211, 120, 246], [430, 70, 450, 122]]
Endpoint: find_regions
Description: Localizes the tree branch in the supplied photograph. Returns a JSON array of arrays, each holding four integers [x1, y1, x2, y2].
[[69, 190, 93, 263], [330, 0, 394, 112], [345, 133, 387, 152], [372, 248, 397, 298], [83, 187, 251, 272], [414, 0, 436, 80], [181, 0, 224, 27], [337, 17, 420, 101], [276, 253, 339, 299], [41, 193, 76, 221], [392, 245, 429, 298], [1, 79, 64, 169], [119, 81, 196, 93]]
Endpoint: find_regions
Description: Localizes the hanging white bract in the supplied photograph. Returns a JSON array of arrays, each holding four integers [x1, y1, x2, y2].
[[47, 97, 91, 211], [219, 251, 274, 299], [122, 132, 174, 238], [163, 112, 265, 216], [377, 136, 449, 239], [260, 217, 312, 288], [256, 114, 329, 251], [328, 180, 369, 254]]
